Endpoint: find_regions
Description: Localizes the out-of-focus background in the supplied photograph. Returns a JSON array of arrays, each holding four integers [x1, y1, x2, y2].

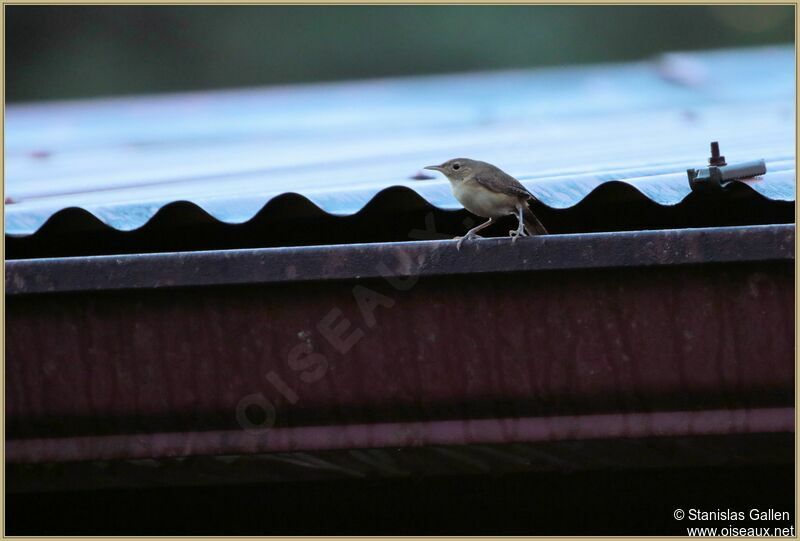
[[6, 5, 795, 102]]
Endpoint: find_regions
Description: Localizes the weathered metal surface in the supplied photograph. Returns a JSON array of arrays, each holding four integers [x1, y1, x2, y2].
[[5, 224, 795, 295], [4, 46, 795, 237], [6, 253, 794, 467]]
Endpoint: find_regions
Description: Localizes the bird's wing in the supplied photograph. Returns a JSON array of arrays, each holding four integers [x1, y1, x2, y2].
[[472, 171, 533, 200]]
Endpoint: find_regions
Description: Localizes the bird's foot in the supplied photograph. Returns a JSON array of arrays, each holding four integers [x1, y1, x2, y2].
[[454, 233, 482, 251], [508, 229, 528, 243]]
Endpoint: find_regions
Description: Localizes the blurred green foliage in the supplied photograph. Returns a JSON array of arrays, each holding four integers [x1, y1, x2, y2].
[[6, 5, 794, 102]]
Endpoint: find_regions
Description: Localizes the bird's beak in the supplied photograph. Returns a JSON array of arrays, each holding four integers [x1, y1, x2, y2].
[[424, 165, 443, 172]]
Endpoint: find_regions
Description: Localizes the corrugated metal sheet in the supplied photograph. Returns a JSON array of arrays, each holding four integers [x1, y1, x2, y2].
[[4, 45, 795, 237]]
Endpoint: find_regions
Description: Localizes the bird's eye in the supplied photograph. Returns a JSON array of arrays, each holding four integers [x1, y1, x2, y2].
[[452, 163, 461, 170]]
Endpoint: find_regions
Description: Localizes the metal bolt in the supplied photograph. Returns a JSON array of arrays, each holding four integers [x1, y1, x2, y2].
[[709, 141, 727, 167]]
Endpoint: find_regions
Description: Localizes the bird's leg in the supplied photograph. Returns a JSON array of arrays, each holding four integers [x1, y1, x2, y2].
[[455, 217, 494, 250], [509, 205, 527, 243]]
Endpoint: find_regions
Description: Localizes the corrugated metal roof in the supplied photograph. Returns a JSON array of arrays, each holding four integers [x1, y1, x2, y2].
[[4, 45, 795, 237]]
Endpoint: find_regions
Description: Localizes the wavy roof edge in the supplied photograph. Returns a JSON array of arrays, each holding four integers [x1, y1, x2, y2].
[[6, 167, 796, 238], [5, 45, 794, 237]]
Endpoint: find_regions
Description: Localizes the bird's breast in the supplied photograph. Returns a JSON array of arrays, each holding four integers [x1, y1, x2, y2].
[[451, 180, 519, 218]]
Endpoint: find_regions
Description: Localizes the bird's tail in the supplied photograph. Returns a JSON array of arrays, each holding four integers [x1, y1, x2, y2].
[[522, 204, 548, 235]]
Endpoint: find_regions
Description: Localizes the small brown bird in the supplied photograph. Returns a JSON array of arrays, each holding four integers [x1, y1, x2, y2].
[[425, 158, 548, 250]]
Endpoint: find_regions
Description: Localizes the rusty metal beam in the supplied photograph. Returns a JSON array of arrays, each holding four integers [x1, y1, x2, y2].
[[7, 258, 793, 435], [6, 224, 794, 488], [5, 224, 794, 295]]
